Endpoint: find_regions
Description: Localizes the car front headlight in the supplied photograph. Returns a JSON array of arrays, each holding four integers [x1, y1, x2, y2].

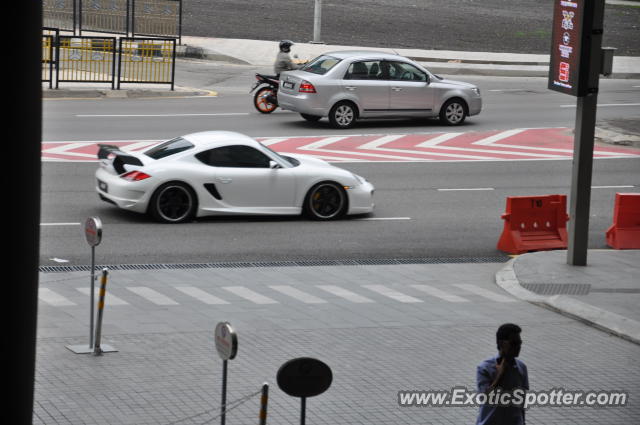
[[471, 87, 481, 96]]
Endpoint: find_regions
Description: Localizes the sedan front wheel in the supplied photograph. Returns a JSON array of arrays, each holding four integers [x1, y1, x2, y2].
[[440, 98, 467, 126]]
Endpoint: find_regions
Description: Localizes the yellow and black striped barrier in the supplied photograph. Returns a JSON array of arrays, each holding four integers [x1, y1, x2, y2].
[[93, 268, 109, 355], [259, 383, 269, 425]]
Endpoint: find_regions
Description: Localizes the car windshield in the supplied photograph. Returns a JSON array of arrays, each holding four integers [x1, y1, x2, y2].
[[144, 137, 194, 160], [300, 55, 341, 75], [259, 143, 298, 167]]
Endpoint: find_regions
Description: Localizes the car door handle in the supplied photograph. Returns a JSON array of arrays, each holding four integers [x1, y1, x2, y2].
[[216, 177, 232, 184], [345, 86, 357, 91], [391, 87, 403, 92]]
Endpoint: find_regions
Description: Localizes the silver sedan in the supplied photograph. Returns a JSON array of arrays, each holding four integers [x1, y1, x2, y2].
[[278, 51, 482, 129]]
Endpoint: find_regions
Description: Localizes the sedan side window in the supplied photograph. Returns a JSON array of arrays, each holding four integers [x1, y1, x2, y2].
[[196, 145, 271, 168], [344, 60, 384, 80], [388, 62, 427, 82]]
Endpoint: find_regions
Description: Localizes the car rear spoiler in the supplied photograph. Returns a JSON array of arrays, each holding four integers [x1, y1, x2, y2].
[[97, 144, 144, 174]]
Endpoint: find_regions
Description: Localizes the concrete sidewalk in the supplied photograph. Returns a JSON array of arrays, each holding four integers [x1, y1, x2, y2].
[[178, 36, 640, 79], [497, 249, 640, 344]]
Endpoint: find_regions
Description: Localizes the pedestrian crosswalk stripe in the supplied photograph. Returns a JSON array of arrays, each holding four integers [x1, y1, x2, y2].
[[454, 284, 516, 302], [126, 287, 180, 305], [410, 285, 470, 303], [362, 285, 423, 303], [269, 285, 327, 304], [76, 287, 129, 305], [222, 286, 279, 304], [316, 285, 375, 303], [174, 286, 230, 305], [39, 288, 76, 306]]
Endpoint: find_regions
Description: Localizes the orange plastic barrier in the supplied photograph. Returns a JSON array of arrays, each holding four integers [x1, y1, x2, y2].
[[497, 195, 569, 254], [606, 193, 640, 249]]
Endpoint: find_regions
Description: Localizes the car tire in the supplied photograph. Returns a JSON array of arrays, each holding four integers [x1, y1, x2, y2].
[[300, 113, 322, 122], [149, 182, 197, 224], [439, 98, 467, 126], [253, 87, 278, 114], [329, 101, 357, 129], [304, 182, 348, 220]]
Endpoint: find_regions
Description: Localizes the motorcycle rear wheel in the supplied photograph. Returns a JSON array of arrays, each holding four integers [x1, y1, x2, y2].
[[254, 87, 277, 114]]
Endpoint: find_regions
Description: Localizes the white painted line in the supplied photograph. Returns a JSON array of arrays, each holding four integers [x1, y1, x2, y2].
[[316, 285, 375, 303], [126, 287, 179, 305], [472, 129, 526, 146], [299, 136, 349, 150], [41, 223, 81, 226], [410, 285, 471, 303], [358, 135, 406, 149], [354, 217, 412, 221], [39, 288, 76, 306], [269, 285, 327, 304], [592, 185, 635, 189], [173, 286, 230, 305], [454, 284, 516, 302], [560, 103, 640, 108], [77, 287, 129, 305], [362, 285, 423, 303], [222, 286, 279, 304], [76, 113, 250, 117], [416, 132, 463, 147], [437, 188, 494, 192]]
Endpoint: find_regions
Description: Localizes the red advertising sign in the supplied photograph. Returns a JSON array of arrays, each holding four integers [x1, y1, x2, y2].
[[548, 0, 586, 96]]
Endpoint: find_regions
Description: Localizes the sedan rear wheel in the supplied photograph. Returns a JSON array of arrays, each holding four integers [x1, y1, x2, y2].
[[329, 101, 357, 129], [304, 182, 347, 220], [149, 182, 197, 223], [440, 98, 467, 126]]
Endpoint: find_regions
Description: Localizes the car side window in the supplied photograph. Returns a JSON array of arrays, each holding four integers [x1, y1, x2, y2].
[[387, 61, 427, 82], [344, 60, 384, 80], [196, 145, 271, 168]]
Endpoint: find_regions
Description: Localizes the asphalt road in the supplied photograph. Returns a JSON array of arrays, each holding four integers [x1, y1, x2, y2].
[[41, 74, 640, 266], [183, 0, 640, 55]]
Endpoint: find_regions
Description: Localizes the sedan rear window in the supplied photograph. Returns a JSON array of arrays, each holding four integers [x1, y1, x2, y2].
[[144, 137, 194, 159], [300, 55, 341, 75]]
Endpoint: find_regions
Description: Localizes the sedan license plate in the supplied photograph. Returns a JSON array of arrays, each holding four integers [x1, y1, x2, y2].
[[98, 179, 108, 193], [282, 81, 294, 89]]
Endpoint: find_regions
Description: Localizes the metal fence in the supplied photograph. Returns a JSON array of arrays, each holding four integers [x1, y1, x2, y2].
[[42, 32, 176, 90], [118, 37, 176, 89], [42, 0, 182, 42], [80, 0, 130, 35]]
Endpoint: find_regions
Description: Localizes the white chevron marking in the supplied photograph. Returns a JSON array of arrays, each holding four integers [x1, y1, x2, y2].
[[416, 133, 463, 147]]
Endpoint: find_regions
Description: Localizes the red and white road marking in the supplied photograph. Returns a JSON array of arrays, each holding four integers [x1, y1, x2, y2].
[[42, 128, 640, 163]]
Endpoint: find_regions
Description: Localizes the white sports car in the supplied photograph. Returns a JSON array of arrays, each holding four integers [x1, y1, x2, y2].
[[95, 131, 375, 223]]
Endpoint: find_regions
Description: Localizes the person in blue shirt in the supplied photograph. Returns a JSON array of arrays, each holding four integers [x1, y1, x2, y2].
[[476, 323, 529, 425]]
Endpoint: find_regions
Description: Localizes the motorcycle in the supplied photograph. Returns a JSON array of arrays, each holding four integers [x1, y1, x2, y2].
[[250, 73, 280, 114]]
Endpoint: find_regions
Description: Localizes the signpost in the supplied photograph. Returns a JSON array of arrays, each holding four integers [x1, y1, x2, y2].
[[548, 0, 608, 266], [277, 357, 332, 425], [215, 322, 238, 425]]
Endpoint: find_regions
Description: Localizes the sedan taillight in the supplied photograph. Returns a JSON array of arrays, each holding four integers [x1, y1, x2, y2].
[[121, 171, 151, 181], [299, 80, 317, 93]]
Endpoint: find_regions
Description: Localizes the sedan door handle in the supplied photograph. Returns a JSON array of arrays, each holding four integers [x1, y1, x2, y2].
[[391, 87, 403, 92], [216, 177, 232, 184], [345, 86, 357, 91]]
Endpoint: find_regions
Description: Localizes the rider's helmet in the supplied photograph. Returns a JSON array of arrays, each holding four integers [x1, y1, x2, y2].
[[279, 40, 294, 53]]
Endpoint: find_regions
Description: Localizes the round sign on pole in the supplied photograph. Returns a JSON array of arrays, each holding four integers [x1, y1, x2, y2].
[[84, 217, 103, 247], [214, 322, 238, 360], [277, 357, 332, 398]]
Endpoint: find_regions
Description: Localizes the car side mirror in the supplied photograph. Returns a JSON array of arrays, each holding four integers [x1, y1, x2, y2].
[[269, 161, 281, 169]]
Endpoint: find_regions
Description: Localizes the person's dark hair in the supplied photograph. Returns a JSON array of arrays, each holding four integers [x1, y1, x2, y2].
[[496, 323, 521, 348]]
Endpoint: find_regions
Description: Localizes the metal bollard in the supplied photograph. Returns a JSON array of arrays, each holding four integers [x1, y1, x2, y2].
[[259, 383, 269, 425], [93, 268, 109, 355]]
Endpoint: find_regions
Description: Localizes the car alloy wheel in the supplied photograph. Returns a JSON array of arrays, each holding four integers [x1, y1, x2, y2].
[[254, 87, 277, 114], [329, 101, 357, 129], [150, 182, 196, 223], [305, 182, 347, 220], [440, 99, 466, 125]]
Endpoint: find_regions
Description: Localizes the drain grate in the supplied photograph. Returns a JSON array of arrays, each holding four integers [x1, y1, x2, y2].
[[39, 256, 508, 273], [522, 283, 591, 295]]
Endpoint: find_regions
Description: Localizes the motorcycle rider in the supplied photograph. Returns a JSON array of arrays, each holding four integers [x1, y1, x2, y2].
[[274, 40, 299, 76]]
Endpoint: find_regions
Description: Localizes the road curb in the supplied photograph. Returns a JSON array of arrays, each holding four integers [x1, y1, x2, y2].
[[495, 256, 640, 345]]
